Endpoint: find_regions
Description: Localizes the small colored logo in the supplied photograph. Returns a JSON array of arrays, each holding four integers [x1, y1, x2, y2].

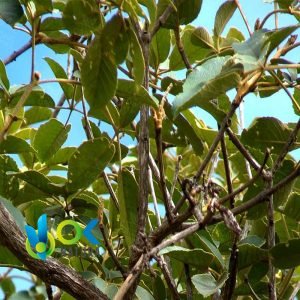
[[25, 214, 55, 260], [25, 214, 100, 260]]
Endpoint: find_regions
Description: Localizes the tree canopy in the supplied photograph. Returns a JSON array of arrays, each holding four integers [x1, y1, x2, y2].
[[0, 0, 300, 299]]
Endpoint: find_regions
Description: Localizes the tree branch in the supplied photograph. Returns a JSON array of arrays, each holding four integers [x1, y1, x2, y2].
[[0, 202, 108, 300]]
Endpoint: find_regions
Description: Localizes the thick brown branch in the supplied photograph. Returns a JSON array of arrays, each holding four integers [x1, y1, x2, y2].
[[0, 202, 108, 300]]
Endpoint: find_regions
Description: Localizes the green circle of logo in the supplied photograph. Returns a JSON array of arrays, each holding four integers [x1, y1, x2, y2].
[[56, 220, 82, 245], [36, 242, 46, 253], [26, 232, 55, 259]]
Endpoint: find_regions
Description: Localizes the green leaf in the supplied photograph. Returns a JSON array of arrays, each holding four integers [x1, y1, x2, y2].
[[192, 272, 228, 297], [241, 117, 298, 154], [0, 0, 24, 26], [264, 25, 299, 54], [24, 107, 52, 125], [284, 193, 300, 221], [164, 102, 204, 155], [172, 56, 242, 116], [0, 60, 9, 90], [0, 277, 15, 297], [214, 0, 237, 37], [10, 87, 55, 108], [81, 15, 123, 113], [11, 170, 64, 195], [67, 137, 115, 192], [62, 0, 101, 35], [156, 0, 203, 29], [40, 17, 65, 32], [271, 239, 300, 269], [191, 27, 215, 50], [0, 136, 34, 154], [32, 119, 71, 162], [238, 244, 267, 269], [169, 25, 210, 71], [46, 147, 76, 167], [118, 169, 138, 250], [293, 87, 300, 116], [136, 286, 155, 300], [128, 27, 145, 86], [150, 28, 171, 70], [159, 246, 214, 270], [0, 155, 19, 199], [0, 196, 26, 232], [44, 57, 73, 99], [233, 30, 269, 72]]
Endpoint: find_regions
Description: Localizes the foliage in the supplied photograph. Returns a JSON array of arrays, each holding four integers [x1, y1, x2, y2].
[[0, 0, 300, 299]]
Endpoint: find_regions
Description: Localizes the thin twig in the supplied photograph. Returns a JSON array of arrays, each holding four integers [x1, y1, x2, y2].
[[4, 40, 34, 65], [272, 118, 300, 173], [99, 224, 127, 278], [102, 172, 120, 211], [267, 69, 300, 113], [234, 0, 252, 35], [174, 26, 192, 70], [259, 9, 294, 29], [155, 256, 180, 300], [148, 168, 162, 226]]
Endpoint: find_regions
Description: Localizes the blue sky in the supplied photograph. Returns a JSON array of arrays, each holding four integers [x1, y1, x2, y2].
[[0, 0, 299, 297]]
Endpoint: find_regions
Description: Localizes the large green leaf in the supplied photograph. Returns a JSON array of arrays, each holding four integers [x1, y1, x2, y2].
[[271, 239, 300, 269], [66, 137, 115, 192], [233, 30, 269, 72], [118, 169, 138, 250], [44, 57, 73, 99], [191, 27, 215, 50], [32, 119, 71, 162], [0, 0, 24, 26], [192, 272, 228, 297], [159, 246, 214, 270], [62, 0, 101, 35], [172, 56, 242, 116], [214, 0, 237, 37], [156, 0, 202, 29], [241, 117, 298, 154], [81, 15, 122, 113]]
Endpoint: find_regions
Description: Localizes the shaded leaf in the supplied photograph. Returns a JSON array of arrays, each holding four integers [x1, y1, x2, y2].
[[0, 0, 24, 26], [214, 0, 237, 37], [156, 0, 203, 29], [271, 239, 300, 269], [118, 168, 138, 250], [33, 119, 71, 162], [67, 137, 115, 192], [62, 0, 101, 35], [81, 15, 122, 112], [0, 136, 34, 154], [241, 117, 298, 154]]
